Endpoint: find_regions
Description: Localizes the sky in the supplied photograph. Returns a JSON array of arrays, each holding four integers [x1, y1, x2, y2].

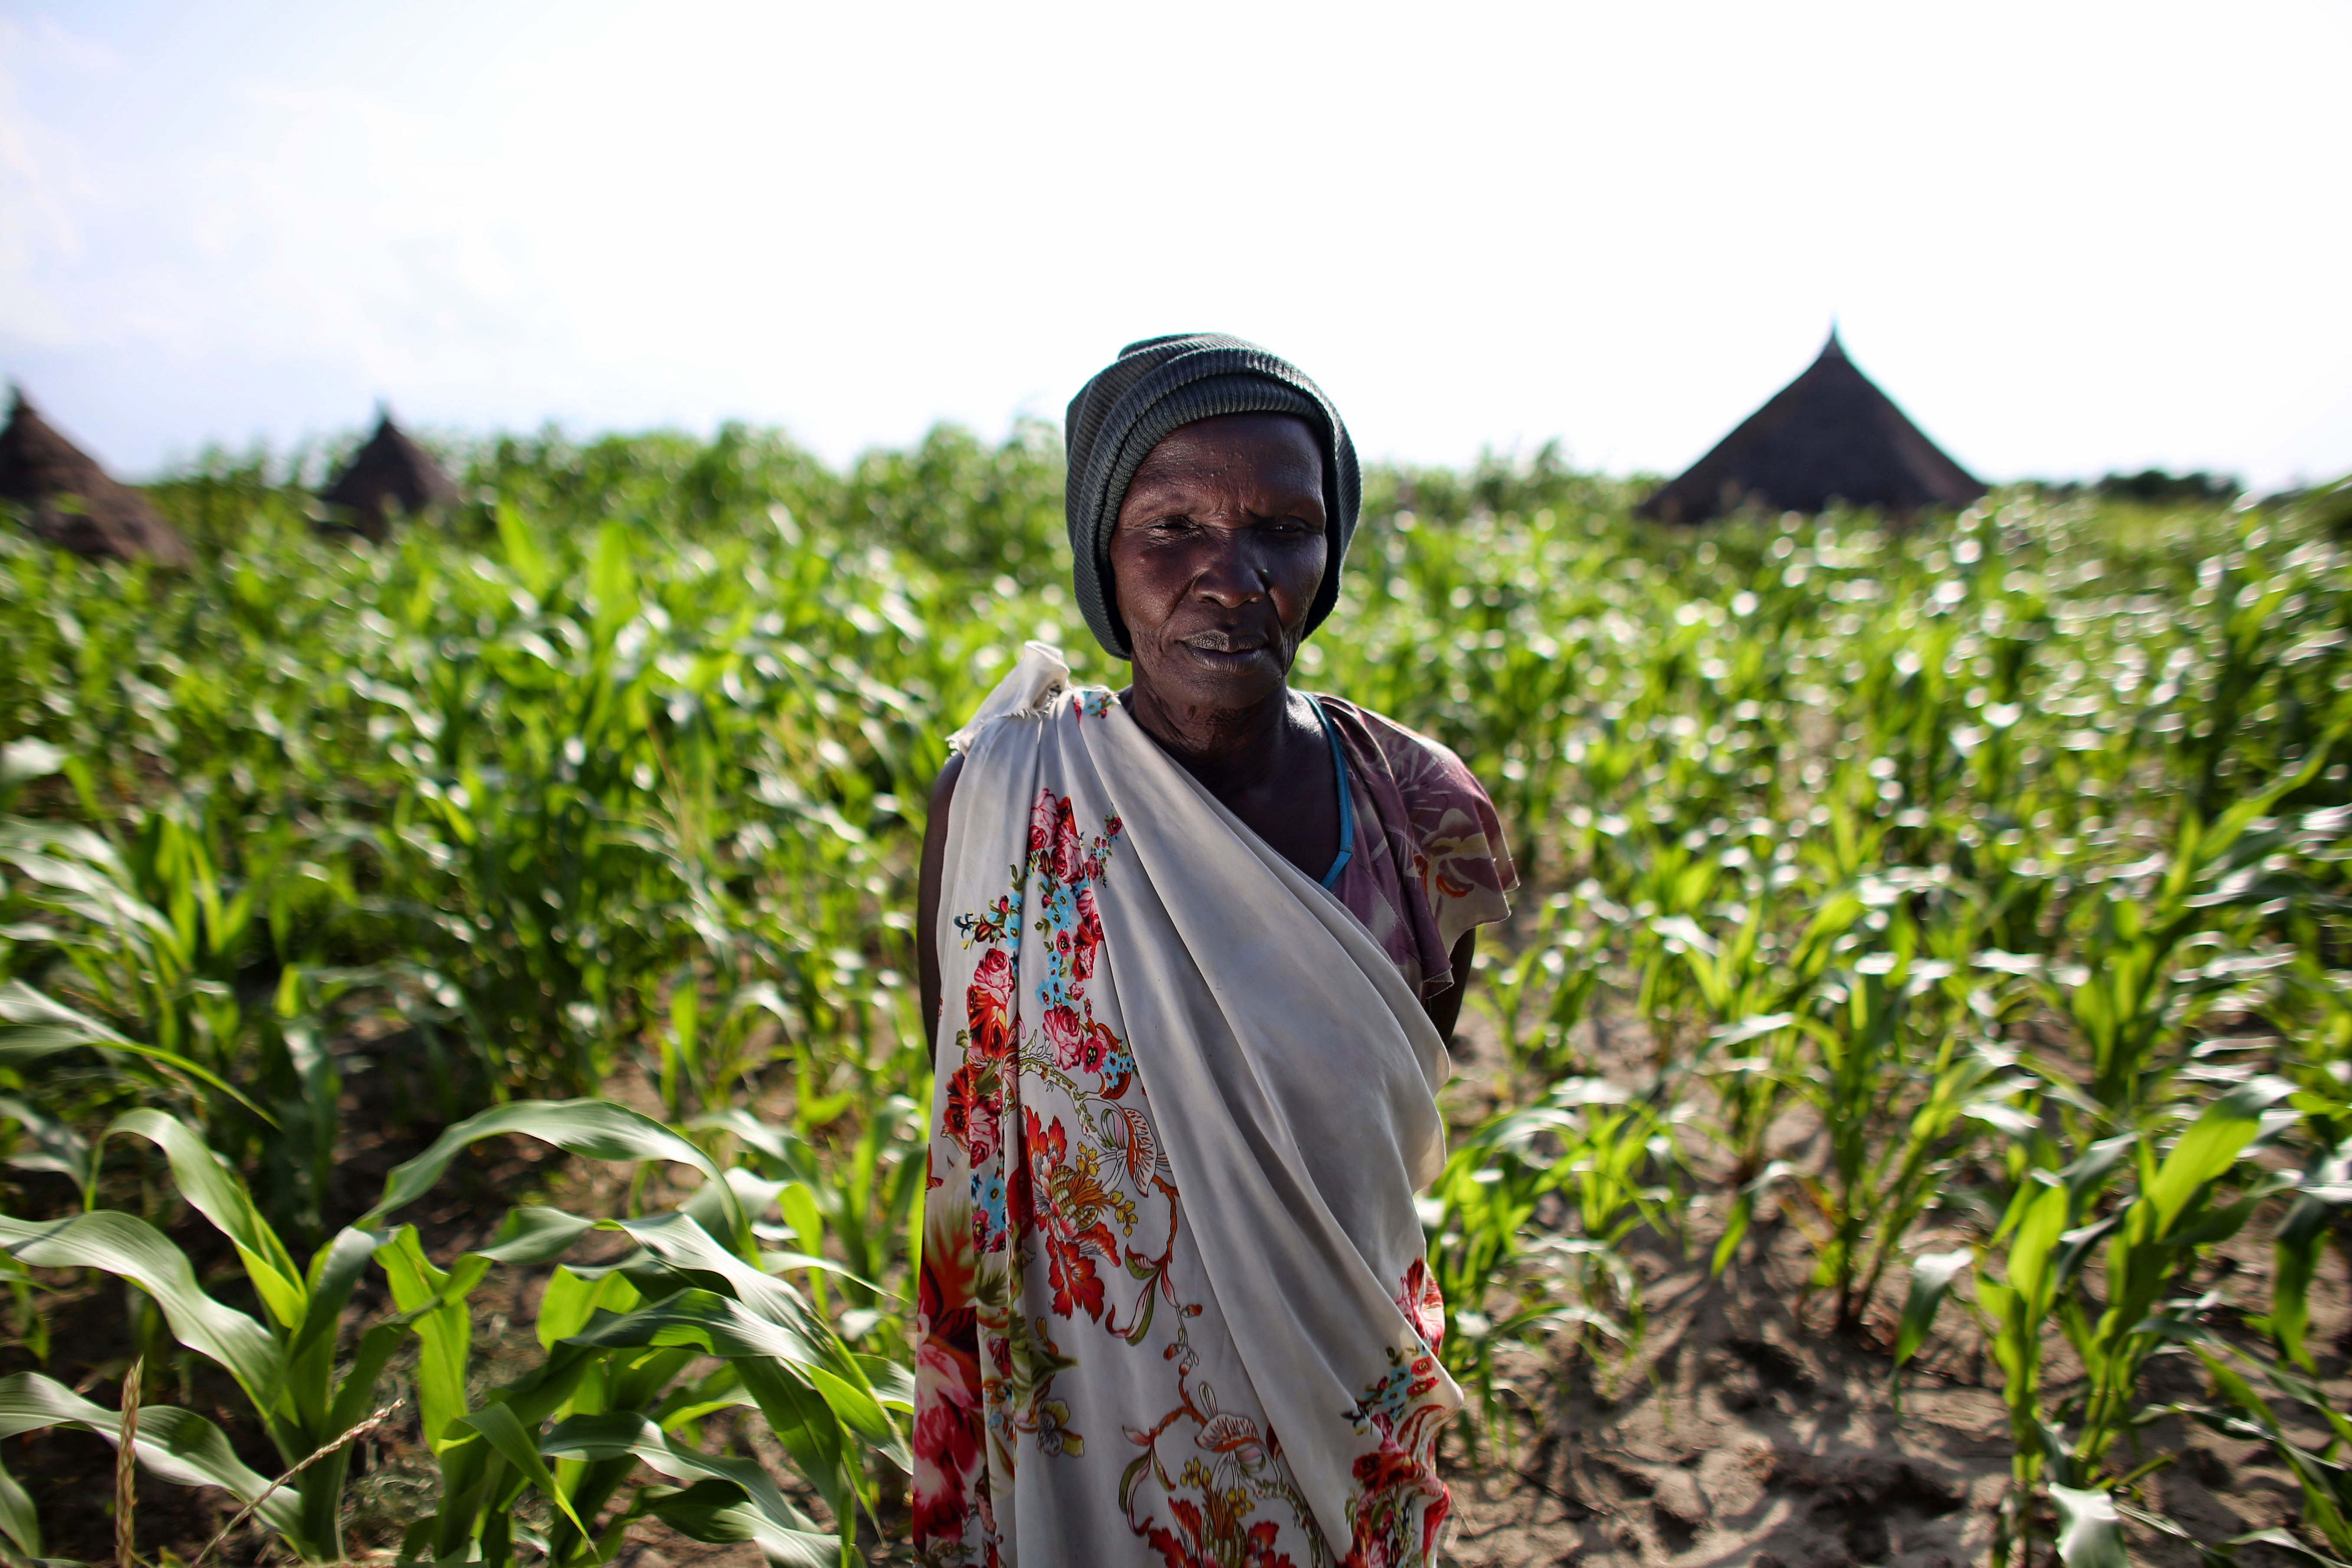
[[3, 0, 2349, 489]]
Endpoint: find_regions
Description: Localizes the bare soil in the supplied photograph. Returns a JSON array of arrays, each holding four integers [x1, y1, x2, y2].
[[1432, 1000, 2352, 1568]]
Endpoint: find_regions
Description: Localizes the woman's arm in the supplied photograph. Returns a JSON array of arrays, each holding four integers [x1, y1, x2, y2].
[[1424, 927, 1477, 1042], [915, 750, 965, 1064]]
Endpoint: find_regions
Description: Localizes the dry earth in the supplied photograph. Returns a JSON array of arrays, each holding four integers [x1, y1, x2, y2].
[[1432, 1000, 2352, 1568], [1436, 1208, 2352, 1568]]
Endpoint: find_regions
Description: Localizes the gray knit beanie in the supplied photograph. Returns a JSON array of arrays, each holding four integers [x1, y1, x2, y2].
[[1064, 334, 1361, 660]]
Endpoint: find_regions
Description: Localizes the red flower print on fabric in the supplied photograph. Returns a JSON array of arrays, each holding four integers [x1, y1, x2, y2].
[[1072, 887, 1104, 979], [1022, 1107, 1124, 1323], [1042, 1004, 1086, 1070], [1030, 789, 1081, 886], [911, 1205, 985, 1547], [1394, 1258, 1445, 1353], [967, 947, 1016, 1057], [1146, 1499, 1298, 1568]]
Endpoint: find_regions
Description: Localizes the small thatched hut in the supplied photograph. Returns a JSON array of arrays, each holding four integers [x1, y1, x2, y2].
[[318, 408, 459, 541], [1639, 331, 1985, 523], [0, 388, 193, 568]]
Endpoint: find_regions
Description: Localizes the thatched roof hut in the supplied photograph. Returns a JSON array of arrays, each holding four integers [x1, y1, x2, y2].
[[318, 409, 459, 541], [0, 388, 192, 568], [1639, 331, 1985, 523]]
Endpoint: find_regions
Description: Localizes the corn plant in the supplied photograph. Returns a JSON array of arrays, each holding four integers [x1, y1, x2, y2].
[[1787, 951, 2034, 1329], [0, 1098, 896, 1565], [1422, 1080, 1676, 1419], [0, 1107, 420, 1561], [1895, 1081, 2304, 1568]]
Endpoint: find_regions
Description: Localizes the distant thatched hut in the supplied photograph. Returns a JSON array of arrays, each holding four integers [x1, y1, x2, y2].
[[0, 388, 193, 568], [318, 409, 459, 541], [1639, 332, 1985, 523]]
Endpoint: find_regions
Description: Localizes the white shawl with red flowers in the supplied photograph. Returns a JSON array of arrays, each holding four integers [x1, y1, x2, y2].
[[911, 645, 1462, 1568]]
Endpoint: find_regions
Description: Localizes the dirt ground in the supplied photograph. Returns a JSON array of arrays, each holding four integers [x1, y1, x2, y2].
[[1435, 1212, 2350, 1568], [1431, 1005, 2352, 1568]]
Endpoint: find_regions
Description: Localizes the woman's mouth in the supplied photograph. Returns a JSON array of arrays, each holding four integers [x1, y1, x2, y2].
[[1179, 633, 1272, 669]]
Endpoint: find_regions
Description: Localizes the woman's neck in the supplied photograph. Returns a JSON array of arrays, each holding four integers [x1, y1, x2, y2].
[[1120, 674, 1316, 800]]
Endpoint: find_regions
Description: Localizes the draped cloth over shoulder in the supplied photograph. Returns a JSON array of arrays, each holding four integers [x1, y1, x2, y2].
[[912, 645, 1462, 1567]]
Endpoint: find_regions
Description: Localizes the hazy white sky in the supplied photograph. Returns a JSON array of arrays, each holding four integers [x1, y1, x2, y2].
[[3, 0, 2349, 487]]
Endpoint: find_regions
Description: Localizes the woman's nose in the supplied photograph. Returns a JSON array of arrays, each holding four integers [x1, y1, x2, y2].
[[1192, 534, 1271, 606]]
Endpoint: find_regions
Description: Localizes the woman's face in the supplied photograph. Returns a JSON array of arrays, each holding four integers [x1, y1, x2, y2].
[[1108, 413, 1328, 714]]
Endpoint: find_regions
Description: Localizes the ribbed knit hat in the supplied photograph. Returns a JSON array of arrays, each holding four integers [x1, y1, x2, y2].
[[1064, 334, 1360, 660]]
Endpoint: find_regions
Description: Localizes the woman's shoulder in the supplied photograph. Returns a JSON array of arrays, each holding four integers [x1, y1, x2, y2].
[[1314, 695, 1517, 910], [947, 642, 1094, 755], [1314, 697, 1487, 806]]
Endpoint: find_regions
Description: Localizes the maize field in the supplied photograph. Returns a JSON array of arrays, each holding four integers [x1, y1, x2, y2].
[[0, 423, 2347, 1567]]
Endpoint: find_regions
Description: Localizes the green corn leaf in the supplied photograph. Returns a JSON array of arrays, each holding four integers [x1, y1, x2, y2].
[[1707, 1012, 1793, 1048], [2272, 1154, 2350, 1371], [0, 1212, 282, 1407], [2213, 1528, 2352, 1568], [0, 979, 132, 1053], [0, 1094, 92, 1191], [457, 1402, 592, 1541], [2050, 1483, 2128, 1568], [803, 1362, 899, 1453], [476, 1205, 598, 1266], [380, 1225, 491, 1453], [2051, 1210, 2125, 1298], [0, 1452, 36, 1557], [757, 1248, 881, 1287], [2148, 1080, 2293, 1231], [2200, 1348, 2352, 1554], [612, 1212, 851, 1351], [2168, 1183, 2284, 1249], [0, 741, 64, 786], [2007, 1182, 2070, 1312], [292, 1226, 390, 1364], [540, 1410, 825, 1547], [2256, 1358, 2352, 1450], [563, 1287, 820, 1362], [326, 1307, 424, 1437], [362, 1099, 738, 1244], [733, 1357, 857, 1552], [856, 1353, 917, 1413], [2060, 1136, 2134, 1223], [685, 1166, 792, 1251], [0, 982, 267, 1119], [495, 500, 557, 596], [691, 1106, 816, 1178], [1711, 1160, 1790, 1274], [780, 1182, 826, 1260], [636, 1481, 839, 1568], [2195, 1348, 2281, 1436], [1894, 1250, 1971, 1368], [0, 1371, 304, 1540], [536, 1265, 641, 1350], [102, 1108, 307, 1328]]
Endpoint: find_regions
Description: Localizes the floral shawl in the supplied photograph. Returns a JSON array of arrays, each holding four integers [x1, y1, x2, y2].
[[913, 644, 1513, 1568]]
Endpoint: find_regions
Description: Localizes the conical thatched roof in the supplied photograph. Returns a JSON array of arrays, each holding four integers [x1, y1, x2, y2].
[[0, 388, 192, 568], [1638, 332, 1985, 523], [319, 408, 459, 541]]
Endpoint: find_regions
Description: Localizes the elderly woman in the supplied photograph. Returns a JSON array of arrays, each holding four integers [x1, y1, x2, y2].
[[912, 335, 1514, 1567]]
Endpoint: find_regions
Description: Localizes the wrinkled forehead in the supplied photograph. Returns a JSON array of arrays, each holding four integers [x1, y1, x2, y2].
[[1124, 412, 1327, 494]]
